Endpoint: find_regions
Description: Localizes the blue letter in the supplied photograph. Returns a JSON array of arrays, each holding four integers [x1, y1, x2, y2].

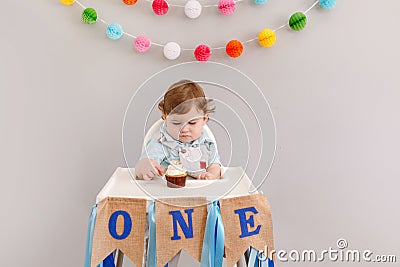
[[108, 210, 132, 240], [169, 209, 194, 240], [234, 207, 261, 238]]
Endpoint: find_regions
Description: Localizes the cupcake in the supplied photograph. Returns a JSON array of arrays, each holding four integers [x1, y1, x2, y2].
[[165, 160, 187, 188]]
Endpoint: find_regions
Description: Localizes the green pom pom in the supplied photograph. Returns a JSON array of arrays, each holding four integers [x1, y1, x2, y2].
[[289, 12, 307, 31], [82, 8, 97, 24]]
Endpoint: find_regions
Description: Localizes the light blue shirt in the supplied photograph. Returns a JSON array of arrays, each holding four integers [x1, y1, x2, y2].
[[140, 123, 221, 170]]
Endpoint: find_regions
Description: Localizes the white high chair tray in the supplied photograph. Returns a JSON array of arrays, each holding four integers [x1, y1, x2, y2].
[[96, 167, 257, 203]]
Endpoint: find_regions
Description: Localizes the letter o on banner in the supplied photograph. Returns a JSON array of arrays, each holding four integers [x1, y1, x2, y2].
[[108, 210, 132, 240]]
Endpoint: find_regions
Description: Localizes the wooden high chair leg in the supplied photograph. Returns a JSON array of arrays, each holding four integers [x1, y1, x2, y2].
[[115, 249, 124, 267]]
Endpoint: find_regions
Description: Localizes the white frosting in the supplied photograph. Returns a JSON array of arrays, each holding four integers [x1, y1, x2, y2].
[[166, 160, 186, 176]]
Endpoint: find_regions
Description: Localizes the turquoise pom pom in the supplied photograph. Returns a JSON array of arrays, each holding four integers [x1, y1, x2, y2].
[[253, 0, 267, 5], [106, 23, 123, 40], [319, 0, 336, 10]]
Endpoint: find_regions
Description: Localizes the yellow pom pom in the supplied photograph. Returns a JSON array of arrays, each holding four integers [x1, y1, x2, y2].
[[60, 0, 75, 6], [258, 29, 276, 48]]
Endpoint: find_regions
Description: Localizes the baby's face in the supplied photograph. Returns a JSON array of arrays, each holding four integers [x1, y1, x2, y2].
[[165, 105, 208, 143]]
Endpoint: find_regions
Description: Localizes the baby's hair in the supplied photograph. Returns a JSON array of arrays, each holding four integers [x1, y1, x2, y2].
[[158, 79, 215, 119]]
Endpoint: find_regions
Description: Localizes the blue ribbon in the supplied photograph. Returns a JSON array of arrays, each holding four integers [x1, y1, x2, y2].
[[84, 204, 116, 267], [102, 253, 115, 267], [146, 201, 169, 267], [200, 201, 225, 267], [85, 205, 98, 267], [248, 247, 274, 267]]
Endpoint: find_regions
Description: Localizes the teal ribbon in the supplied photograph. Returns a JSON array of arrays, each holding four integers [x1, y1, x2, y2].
[[85, 204, 98, 267], [146, 201, 157, 267], [248, 247, 274, 267], [200, 201, 225, 267]]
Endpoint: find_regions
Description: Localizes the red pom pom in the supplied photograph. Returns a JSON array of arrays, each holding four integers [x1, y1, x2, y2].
[[225, 40, 243, 58], [123, 0, 137, 5], [152, 0, 169, 15], [194, 44, 211, 61]]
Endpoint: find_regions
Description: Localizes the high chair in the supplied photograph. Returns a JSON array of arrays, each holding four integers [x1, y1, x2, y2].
[[138, 119, 246, 267]]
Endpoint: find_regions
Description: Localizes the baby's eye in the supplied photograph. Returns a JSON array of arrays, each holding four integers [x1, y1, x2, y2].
[[188, 121, 197, 125]]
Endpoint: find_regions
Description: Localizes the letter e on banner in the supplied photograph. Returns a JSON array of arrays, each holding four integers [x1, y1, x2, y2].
[[234, 207, 261, 238], [220, 194, 274, 267]]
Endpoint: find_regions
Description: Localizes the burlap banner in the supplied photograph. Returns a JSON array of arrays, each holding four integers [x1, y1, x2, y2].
[[220, 194, 274, 267], [156, 197, 208, 267], [91, 197, 147, 267]]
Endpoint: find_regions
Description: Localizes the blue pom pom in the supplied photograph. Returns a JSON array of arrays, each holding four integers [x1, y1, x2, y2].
[[106, 23, 123, 40], [253, 0, 267, 5], [319, 0, 336, 10]]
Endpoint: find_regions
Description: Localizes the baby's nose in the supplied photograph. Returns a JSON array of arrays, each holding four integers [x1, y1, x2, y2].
[[180, 124, 190, 132]]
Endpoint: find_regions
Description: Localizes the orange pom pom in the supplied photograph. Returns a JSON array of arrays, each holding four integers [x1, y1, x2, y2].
[[123, 0, 138, 5], [226, 40, 243, 58]]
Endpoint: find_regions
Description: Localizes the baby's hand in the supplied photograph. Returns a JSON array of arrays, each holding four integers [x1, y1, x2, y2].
[[197, 171, 218, 180], [135, 158, 166, 180]]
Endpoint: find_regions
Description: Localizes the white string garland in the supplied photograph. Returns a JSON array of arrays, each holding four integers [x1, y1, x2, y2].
[[68, 0, 335, 60]]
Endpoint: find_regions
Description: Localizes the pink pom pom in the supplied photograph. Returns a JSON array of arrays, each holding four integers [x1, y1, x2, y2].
[[134, 36, 151, 53], [218, 0, 236, 15], [152, 0, 169, 15], [194, 44, 211, 61]]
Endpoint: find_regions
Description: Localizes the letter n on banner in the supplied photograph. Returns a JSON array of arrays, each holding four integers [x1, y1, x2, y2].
[[156, 197, 208, 267], [91, 197, 147, 267], [220, 194, 274, 267]]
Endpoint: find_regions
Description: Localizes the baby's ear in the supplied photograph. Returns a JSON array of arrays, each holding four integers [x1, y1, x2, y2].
[[161, 114, 166, 120], [204, 114, 209, 122]]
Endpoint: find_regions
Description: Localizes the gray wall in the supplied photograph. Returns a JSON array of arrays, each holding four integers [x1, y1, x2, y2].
[[1, 0, 399, 266]]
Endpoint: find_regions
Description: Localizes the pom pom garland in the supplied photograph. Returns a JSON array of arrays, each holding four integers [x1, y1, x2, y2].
[[258, 29, 276, 48], [60, 0, 75, 6], [289, 12, 307, 31], [252, 0, 267, 5], [123, 0, 138, 5], [152, 0, 169, 15], [64, 0, 334, 59], [130, 0, 263, 18], [82, 8, 97, 24], [194, 45, 211, 61], [64, 0, 267, 19], [319, 0, 336, 10], [106, 23, 123, 40], [184, 0, 202, 19], [134, 36, 151, 52], [163, 42, 181, 60], [218, 0, 236, 15], [226, 40, 243, 58]]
